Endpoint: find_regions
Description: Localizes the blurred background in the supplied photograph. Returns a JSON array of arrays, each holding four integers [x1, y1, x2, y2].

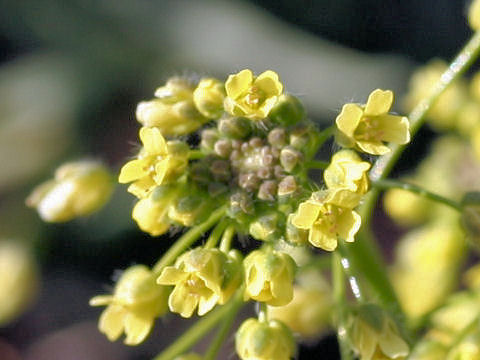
[[0, 0, 472, 359]]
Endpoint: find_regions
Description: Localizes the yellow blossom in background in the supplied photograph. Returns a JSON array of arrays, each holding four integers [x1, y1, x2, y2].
[[324, 149, 371, 207], [446, 332, 480, 360], [26, 160, 113, 222], [457, 101, 480, 136], [136, 77, 209, 136], [0, 241, 38, 326], [403, 60, 467, 131], [119, 127, 188, 199], [235, 318, 296, 360], [89, 265, 169, 345], [224, 69, 283, 120], [463, 263, 480, 290], [350, 305, 409, 360], [193, 77, 226, 119], [268, 283, 332, 338], [157, 248, 242, 317], [382, 186, 432, 227], [291, 190, 361, 251], [469, 0, 480, 31], [390, 222, 465, 321], [243, 248, 296, 306], [336, 89, 410, 155]]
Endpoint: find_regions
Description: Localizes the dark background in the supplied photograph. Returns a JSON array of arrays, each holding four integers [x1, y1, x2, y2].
[[0, 0, 472, 359]]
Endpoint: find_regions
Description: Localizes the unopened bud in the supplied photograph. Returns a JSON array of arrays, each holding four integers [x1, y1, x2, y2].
[[193, 78, 225, 119], [280, 147, 303, 172], [269, 94, 305, 126], [249, 212, 280, 241], [200, 128, 220, 151], [218, 117, 252, 139], [258, 180, 278, 201], [278, 176, 297, 196], [268, 127, 287, 148]]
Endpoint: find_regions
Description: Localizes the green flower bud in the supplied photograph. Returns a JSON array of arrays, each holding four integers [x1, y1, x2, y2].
[[249, 212, 280, 241], [235, 318, 296, 360], [218, 117, 252, 139], [169, 194, 210, 227], [285, 214, 308, 245], [269, 94, 305, 126]]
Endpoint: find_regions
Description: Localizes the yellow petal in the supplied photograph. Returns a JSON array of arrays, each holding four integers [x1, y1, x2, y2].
[[356, 140, 391, 155], [246, 266, 266, 296], [364, 89, 394, 116], [124, 312, 153, 345], [198, 293, 220, 316], [169, 284, 198, 318], [225, 69, 253, 99], [139, 127, 167, 155], [119, 159, 148, 183], [336, 104, 363, 137], [337, 209, 361, 243], [292, 201, 321, 229], [255, 70, 283, 96], [309, 223, 338, 251], [378, 322, 409, 358], [98, 305, 125, 341], [157, 267, 188, 285], [153, 158, 169, 185], [127, 177, 156, 198], [377, 115, 410, 144]]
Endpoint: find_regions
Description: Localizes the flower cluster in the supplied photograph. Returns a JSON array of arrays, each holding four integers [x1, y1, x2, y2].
[[36, 69, 410, 358]]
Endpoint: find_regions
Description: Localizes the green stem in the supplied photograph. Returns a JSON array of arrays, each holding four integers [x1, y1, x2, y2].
[[307, 125, 335, 159], [305, 160, 330, 169], [188, 149, 205, 160], [344, 30, 480, 341], [219, 225, 235, 252], [204, 291, 244, 360], [153, 205, 227, 274], [152, 290, 244, 360], [258, 302, 268, 323], [362, 30, 480, 225], [371, 179, 462, 211], [332, 252, 353, 360], [205, 219, 229, 249], [337, 244, 365, 303]]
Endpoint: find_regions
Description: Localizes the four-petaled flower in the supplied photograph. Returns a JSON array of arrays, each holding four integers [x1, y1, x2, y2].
[[291, 190, 361, 251], [157, 247, 242, 318], [324, 149, 371, 208], [89, 265, 169, 345], [336, 89, 410, 155], [119, 127, 188, 198], [224, 69, 283, 120]]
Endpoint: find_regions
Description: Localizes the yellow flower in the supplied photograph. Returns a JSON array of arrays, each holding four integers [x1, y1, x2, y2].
[[224, 69, 283, 120], [26, 160, 113, 222], [324, 149, 371, 207], [136, 78, 209, 136], [0, 241, 38, 326], [336, 89, 410, 155], [119, 127, 188, 198], [403, 60, 467, 131], [157, 248, 242, 318], [291, 190, 362, 251], [447, 333, 480, 360], [193, 78, 226, 119], [350, 305, 409, 360], [132, 185, 179, 236], [469, 0, 480, 31], [383, 186, 431, 227], [268, 284, 332, 338], [235, 318, 296, 360], [89, 265, 169, 345], [463, 263, 480, 290], [243, 249, 296, 306]]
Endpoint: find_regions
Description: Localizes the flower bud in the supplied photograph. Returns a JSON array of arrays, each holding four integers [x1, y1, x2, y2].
[[193, 78, 225, 119], [218, 117, 252, 139], [244, 249, 296, 306], [249, 212, 280, 241], [168, 194, 211, 227], [132, 185, 179, 236], [268, 94, 305, 126], [154, 77, 195, 103], [26, 160, 113, 222], [280, 146, 303, 172], [157, 248, 242, 317], [89, 265, 170, 345], [235, 318, 296, 360], [0, 241, 38, 326]]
